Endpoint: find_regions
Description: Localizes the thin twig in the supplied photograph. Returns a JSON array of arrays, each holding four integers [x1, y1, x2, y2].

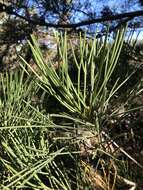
[[102, 131, 143, 169]]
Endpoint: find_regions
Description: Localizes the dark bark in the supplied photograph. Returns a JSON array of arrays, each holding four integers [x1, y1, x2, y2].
[[0, 2, 143, 29]]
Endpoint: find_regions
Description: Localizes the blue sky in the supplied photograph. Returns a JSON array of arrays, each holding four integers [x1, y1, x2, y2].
[[17, 0, 143, 40]]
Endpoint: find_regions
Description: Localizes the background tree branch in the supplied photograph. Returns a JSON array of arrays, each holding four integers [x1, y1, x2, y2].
[[0, 2, 143, 29]]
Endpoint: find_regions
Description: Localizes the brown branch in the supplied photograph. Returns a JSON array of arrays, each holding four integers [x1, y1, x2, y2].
[[0, 2, 143, 29]]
